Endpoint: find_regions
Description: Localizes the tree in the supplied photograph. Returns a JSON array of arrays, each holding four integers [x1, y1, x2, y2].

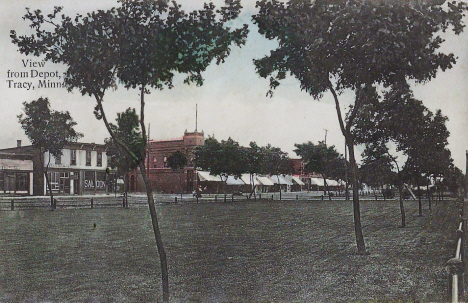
[[294, 141, 346, 195], [194, 137, 247, 193], [167, 150, 188, 198], [359, 143, 395, 200], [354, 82, 453, 223], [245, 142, 264, 200], [260, 144, 291, 200], [105, 108, 144, 200], [18, 97, 83, 208], [12, 1, 248, 300], [253, 0, 467, 254]]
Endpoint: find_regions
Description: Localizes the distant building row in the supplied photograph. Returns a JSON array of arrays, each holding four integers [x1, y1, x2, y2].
[[0, 131, 341, 196]]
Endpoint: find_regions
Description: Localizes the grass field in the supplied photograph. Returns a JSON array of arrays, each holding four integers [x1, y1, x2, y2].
[[0, 198, 460, 302]]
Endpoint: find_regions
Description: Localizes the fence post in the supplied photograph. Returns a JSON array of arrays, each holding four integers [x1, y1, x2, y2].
[[296, 195, 298, 201], [271, 194, 273, 201], [224, 194, 227, 203], [91, 198, 94, 209], [54, 198, 57, 209], [215, 196, 217, 203], [231, 195, 234, 203], [175, 197, 177, 203], [10, 199, 14, 211], [448, 257, 463, 302]]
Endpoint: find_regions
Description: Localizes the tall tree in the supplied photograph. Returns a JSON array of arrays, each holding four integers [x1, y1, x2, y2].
[[18, 97, 83, 208], [105, 108, 144, 198], [354, 82, 453, 222], [194, 137, 247, 192], [260, 144, 291, 200], [245, 142, 264, 200], [359, 143, 395, 199], [253, 0, 467, 254], [11, 1, 248, 300], [167, 150, 188, 198], [294, 141, 345, 195]]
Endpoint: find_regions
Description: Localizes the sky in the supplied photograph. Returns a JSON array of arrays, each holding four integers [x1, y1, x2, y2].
[[1, 0, 467, 171]]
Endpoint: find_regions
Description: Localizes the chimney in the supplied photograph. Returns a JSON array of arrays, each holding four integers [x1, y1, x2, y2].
[[17, 140, 22, 147]]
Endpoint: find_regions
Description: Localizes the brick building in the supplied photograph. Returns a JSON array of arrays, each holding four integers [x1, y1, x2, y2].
[[0, 141, 109, 196], [130, 130, 204, 194]]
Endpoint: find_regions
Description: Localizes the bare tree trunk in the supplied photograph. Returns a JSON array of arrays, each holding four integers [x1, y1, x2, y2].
[[41, 151, 55, 209], [138, 86, 169, 302], [139, 162, 169, 302], [399, 185, 406, 228], [347, 140, 367, 254], [329, 83, 366, 255], [417, 182, 422, 217], [427, 183, 431, 211]]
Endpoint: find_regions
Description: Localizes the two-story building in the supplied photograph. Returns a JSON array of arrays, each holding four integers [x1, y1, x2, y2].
[[130, 130, 204, 194], [0, 141, 109, 196]]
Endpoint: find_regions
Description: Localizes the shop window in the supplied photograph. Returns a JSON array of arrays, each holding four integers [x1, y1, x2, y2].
[[86, 150, 92, 166], [70, 150, 77, 166], [16, 173, 28, 192], [47, 172, 60, 191], [97, 151, 102, 167]]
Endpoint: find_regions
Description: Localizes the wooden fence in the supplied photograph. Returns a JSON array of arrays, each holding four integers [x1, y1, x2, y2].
[[447, 199, 467, 303]]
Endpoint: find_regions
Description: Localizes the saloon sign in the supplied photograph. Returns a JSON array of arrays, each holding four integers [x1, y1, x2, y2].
[[84, 171, 106, 190]]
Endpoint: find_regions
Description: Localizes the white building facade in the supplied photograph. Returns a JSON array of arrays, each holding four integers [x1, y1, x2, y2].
[[44, 143, 109, 195]]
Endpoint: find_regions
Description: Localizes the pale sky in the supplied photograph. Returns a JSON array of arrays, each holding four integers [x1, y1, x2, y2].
[[1, 0, 467, 171]]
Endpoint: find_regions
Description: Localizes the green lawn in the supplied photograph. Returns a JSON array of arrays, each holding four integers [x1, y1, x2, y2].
[[0, 198, 459, 302]]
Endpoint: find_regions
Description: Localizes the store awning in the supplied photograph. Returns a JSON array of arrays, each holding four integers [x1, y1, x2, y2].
[[240, 174, 260, 186], [310, 177, 340, 187], [291, 175, 305, 186], [225, 175, 245, 185], [256, 176, 275, 186], [270, 175, 293, 186], [197, 171, 222, 182], [310, 177, 325, 186]]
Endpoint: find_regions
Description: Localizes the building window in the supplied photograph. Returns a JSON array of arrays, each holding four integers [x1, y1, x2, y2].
[[86, 150, 92, 166], [48, 172, 60, 191], [55, 154, 61, 165], [16, 173, 29, 192], [97, 152, 102, 167], [163, 156, 168, 168], [70, 150, 77, 166], [153, 156, 157, 168]]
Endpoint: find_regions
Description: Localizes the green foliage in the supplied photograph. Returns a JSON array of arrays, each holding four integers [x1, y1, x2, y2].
[[10, 1, 249, 96], [253, 0, 467, 98], [359, 143, 395, 189], [18, 97, 83, 158], [194, 137, 247, 179], [105, 108, 144, 174], [167, 150, 188, 171], [259, 144, 291, 176], [294, 141, 347, 181], [195, 138, 291, 179], [353, 83, 453, 184]]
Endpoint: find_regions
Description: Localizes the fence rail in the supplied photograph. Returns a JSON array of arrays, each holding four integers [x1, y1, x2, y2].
[[447, 199, 467, 303]]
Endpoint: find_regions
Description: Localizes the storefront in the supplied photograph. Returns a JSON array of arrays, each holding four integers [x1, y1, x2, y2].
[[0, 154, 34, 195], [83, 170, 107, 194]]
